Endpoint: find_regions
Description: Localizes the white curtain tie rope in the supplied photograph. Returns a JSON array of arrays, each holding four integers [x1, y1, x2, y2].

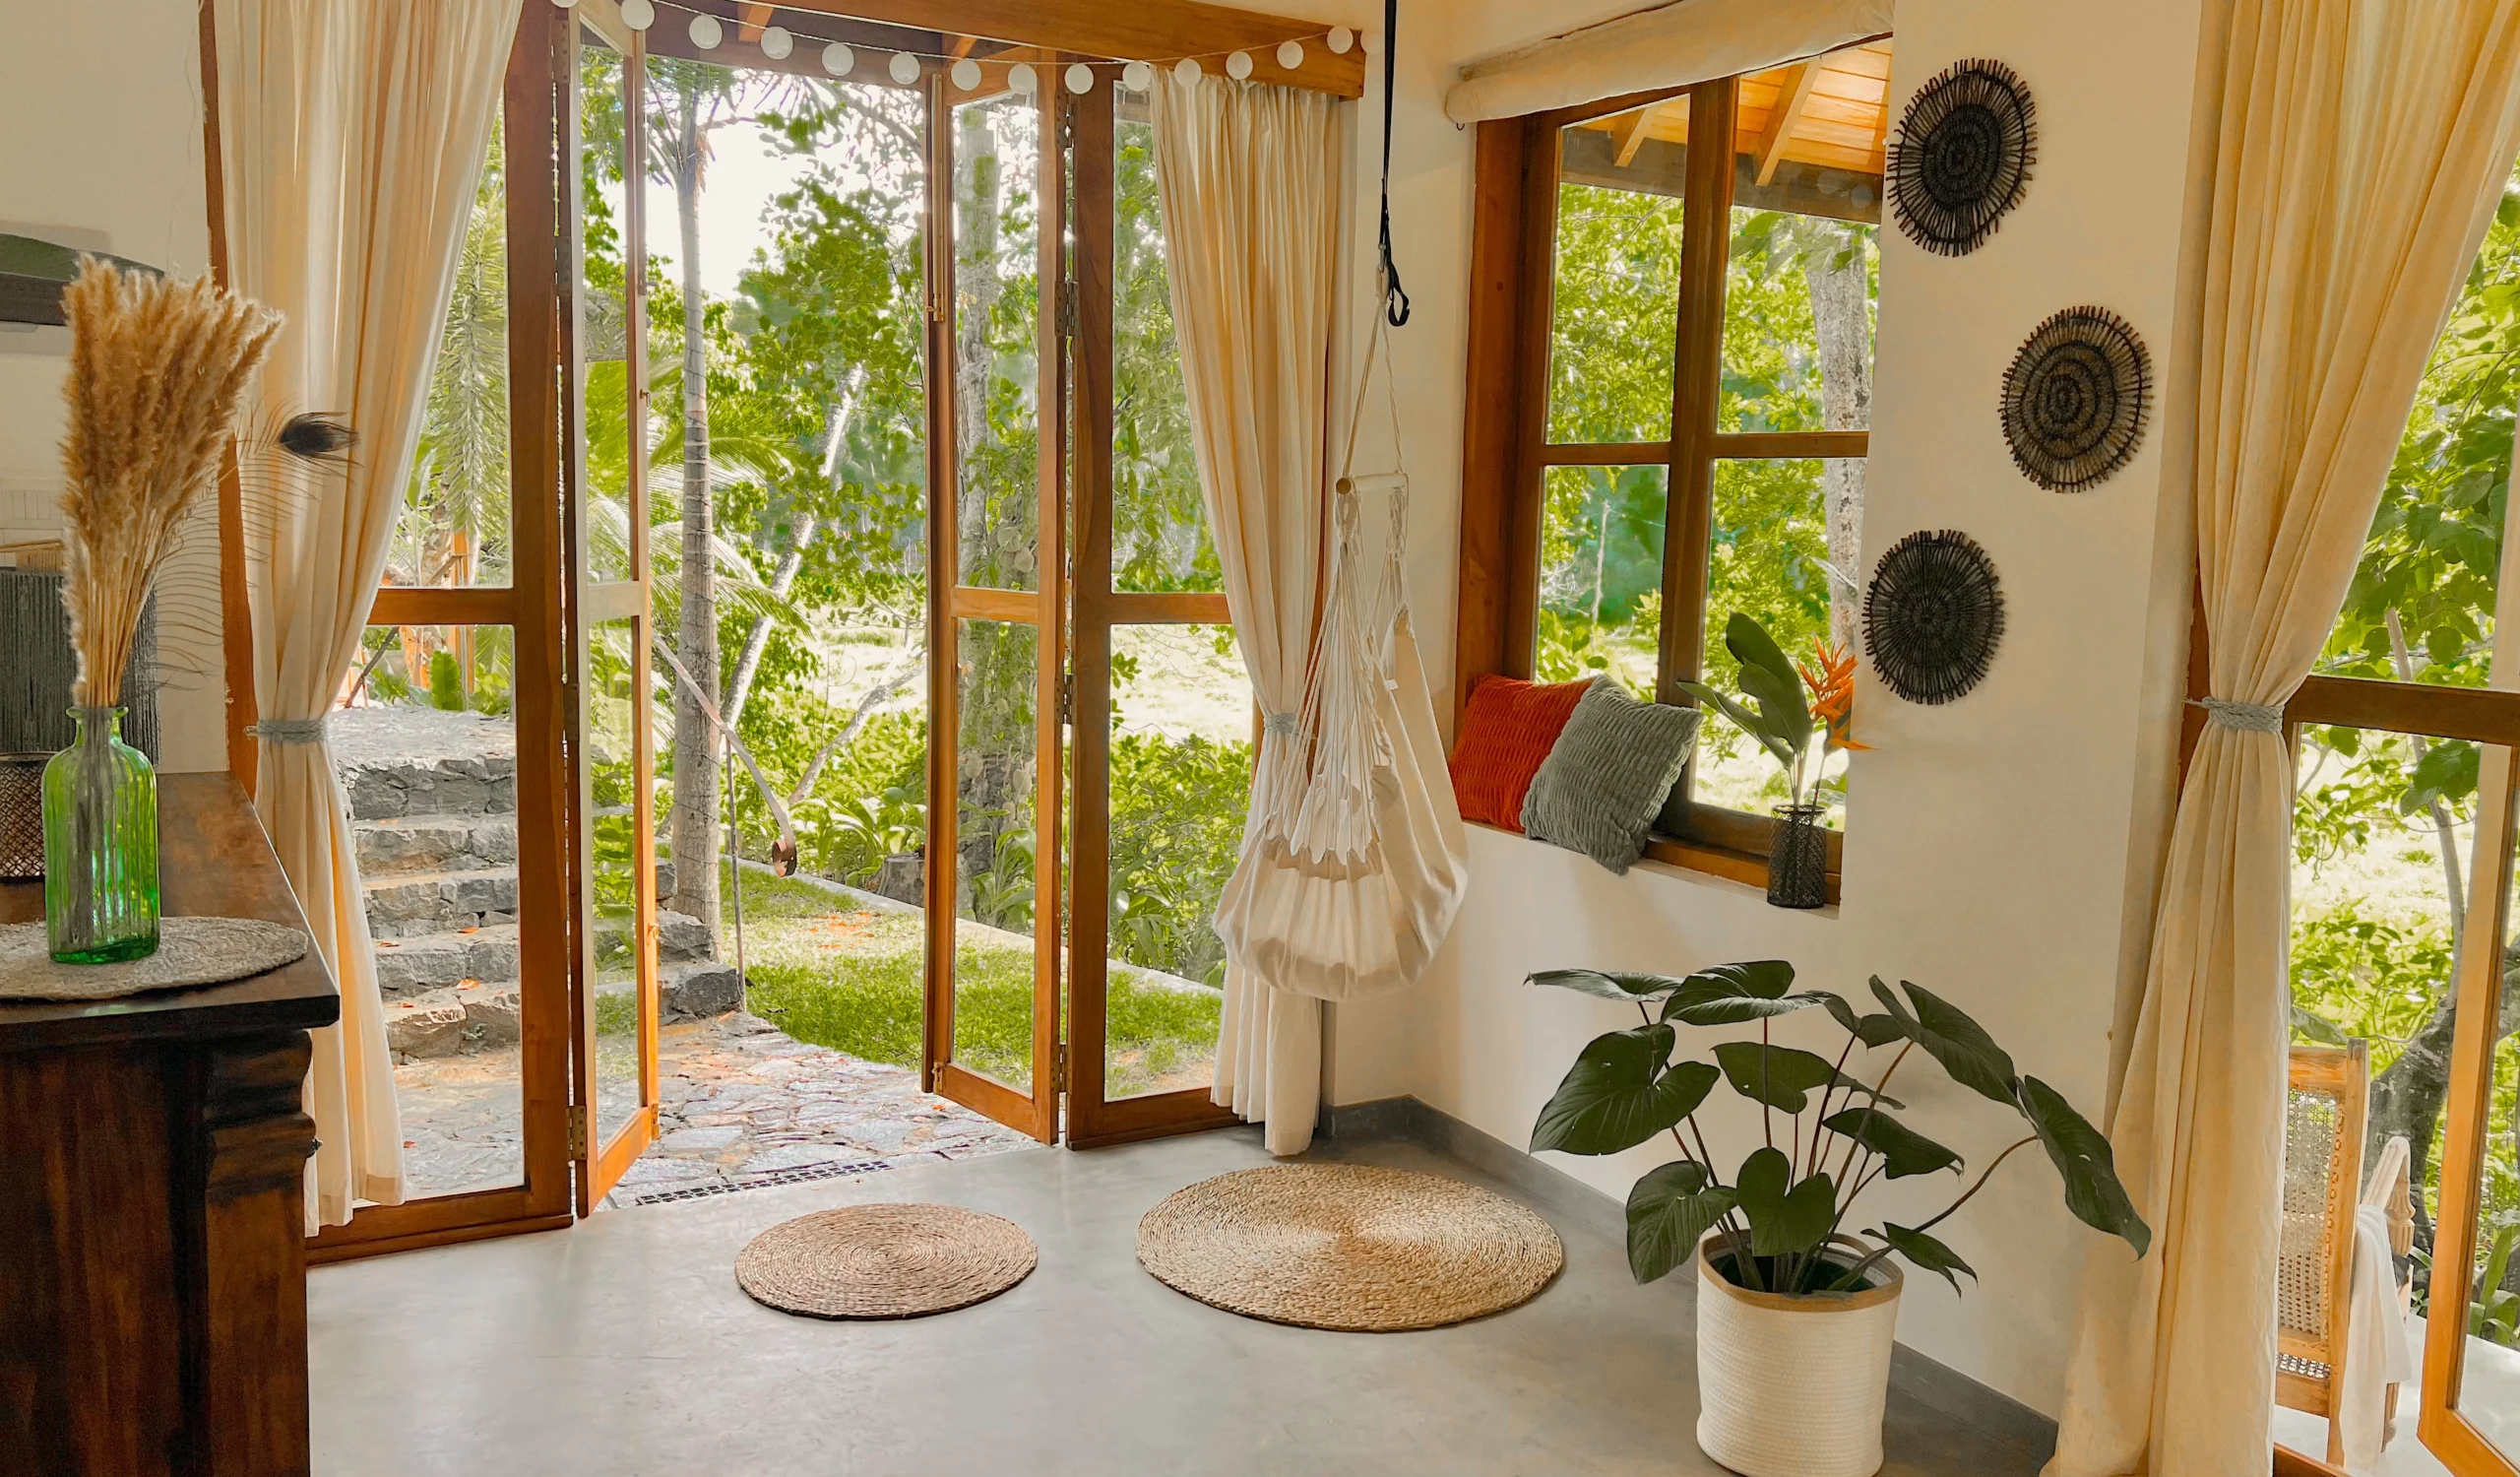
[[1263, 710, 1300, 737], [2192, 697, 2286, 732], [247, 714, 333, 744]]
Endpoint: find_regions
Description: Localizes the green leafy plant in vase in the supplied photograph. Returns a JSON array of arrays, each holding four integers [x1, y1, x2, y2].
[[1676, 611, 1862, 909], [1528, 958, 2149, 1477]]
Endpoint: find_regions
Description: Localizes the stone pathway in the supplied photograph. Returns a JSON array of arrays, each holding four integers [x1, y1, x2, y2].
[[388, 1013, 1036, 1206]]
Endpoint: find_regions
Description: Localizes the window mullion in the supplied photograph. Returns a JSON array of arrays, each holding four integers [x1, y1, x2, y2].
[[1657, 77, 1734, 713]]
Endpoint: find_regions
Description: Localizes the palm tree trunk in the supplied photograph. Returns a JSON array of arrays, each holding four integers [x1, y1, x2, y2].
[[666, 83, 722, 943], [1805, 230, 1870, 652]]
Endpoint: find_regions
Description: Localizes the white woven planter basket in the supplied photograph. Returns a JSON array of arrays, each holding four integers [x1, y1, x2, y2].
[[1695, 1237, 1905, 1477]]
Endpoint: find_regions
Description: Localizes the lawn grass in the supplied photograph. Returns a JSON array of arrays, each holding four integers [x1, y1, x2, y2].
[[724, 864, 1222, 1098]]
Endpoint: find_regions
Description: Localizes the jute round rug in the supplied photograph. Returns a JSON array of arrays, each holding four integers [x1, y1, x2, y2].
[[1136, 1164, 1563, 1331], [734, 1203, 1037, 1319]]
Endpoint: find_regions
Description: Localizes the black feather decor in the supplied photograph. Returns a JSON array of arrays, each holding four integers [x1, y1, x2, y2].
[[276, 413, 356, 463], [2000, 307, 2151, 491], [1886, 59, 2037, 256], [1863, 530, 2005, 705]]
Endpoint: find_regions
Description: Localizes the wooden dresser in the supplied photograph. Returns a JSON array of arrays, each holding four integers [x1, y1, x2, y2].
[[0, 774, 336, 1477]]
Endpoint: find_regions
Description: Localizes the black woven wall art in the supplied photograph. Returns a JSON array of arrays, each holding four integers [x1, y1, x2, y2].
[[1863, 530, 2005, 705], [2000, 306, 2152, 491], [1886, 59, 2037, 256]]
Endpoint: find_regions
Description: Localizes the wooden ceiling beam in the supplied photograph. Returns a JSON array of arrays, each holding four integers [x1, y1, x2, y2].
[[1612, 101, 1663, 167], [734, 3, 775, 40], [1755, 62, 1821, 186], [755, 0, 1364, 96]]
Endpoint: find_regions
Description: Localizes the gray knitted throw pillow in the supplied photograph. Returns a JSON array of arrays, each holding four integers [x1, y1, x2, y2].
[[1521, 678, 1702, 874]]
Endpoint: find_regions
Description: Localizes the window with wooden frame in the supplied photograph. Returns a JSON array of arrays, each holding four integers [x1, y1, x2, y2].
[[1456, 42, 1889, 894], [2265, 150, 2520, 1476]]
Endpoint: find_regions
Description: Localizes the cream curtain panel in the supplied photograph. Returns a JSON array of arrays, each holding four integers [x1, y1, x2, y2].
[[1442, 0, 1893, 125], [2048, 0, 2520, 1470], [215, 0, 523, 1229], [1151, 73, 1345, 1156]]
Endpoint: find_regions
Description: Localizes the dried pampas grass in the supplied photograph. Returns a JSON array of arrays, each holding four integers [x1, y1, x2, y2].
[[57, 260, 280, 707]]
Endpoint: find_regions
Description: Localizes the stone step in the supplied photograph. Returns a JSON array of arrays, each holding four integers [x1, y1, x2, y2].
[[330, 707, 518, 822], [372, 924, 520, 1000], [365, 867, 518, 939], [385, 982, 520, 1060], [355, 812, 517, 877], [588, 908, 714, 967]]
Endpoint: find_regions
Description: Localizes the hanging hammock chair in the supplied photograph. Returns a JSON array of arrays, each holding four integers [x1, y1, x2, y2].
[[1213, 311, 1470, 1003]]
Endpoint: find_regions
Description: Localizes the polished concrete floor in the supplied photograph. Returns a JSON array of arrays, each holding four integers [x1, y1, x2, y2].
[[309, 1126, 2052, 1477]]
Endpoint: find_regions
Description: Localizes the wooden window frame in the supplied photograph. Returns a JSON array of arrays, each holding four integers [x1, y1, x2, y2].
[[1457, 75, 1866, 899]]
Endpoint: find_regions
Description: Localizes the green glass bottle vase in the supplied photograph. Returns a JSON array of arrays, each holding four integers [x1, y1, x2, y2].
[[42, 706, 159, 963]]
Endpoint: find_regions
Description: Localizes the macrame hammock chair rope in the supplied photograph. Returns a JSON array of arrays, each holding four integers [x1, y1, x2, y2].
[[1213, 294, 1469, 1002]]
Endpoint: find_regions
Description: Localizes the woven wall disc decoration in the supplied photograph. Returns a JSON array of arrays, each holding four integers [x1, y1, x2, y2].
[[1863, 530, 2006, 705], [1137, 1164, 1563, 1331], [734, 1203, 1037, 1319], [1886, 59, 2037, 256], [2000, 306, 2153, 491]]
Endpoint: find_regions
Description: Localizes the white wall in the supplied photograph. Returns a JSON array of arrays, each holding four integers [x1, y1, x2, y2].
[[1315, 0, 2217, 1417], [0, 0, 226, 773]]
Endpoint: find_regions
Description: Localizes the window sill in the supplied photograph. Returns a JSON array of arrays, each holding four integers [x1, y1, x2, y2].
[[1464, 818, 1844, 907]]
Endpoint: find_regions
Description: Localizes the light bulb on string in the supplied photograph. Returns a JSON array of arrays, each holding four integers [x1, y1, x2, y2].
[[1065, 62, 1094, 94], [822, 41, 853, 75], [1121, 60, 1154, 92], [759, 26, 791, 59], [1173, 56, 1202, 84], [888, 50, 920, 84], [1009, 62, 1038, 95], [1277, 39, 1302, 69], [1328, 26, 1354, 53], [688, 13, 722, 48], [1226, 49, 1253, 80], [550, 0, 577, 11], [950, 57, 981, 91], [619, 0, 654, 29], [1360, 30, 1378, 54]]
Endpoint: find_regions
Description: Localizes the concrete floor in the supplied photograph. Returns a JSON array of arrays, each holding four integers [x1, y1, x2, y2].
[[309, 1127, 2053, 1477]]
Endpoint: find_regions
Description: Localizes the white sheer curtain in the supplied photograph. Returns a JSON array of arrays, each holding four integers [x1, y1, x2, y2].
[[2047, 0, 2520, 1469], [214, 0, 523, 1228], [1151, 73, 1346, 1155]]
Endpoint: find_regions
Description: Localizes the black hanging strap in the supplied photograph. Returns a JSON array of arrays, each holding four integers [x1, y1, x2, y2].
[[1377, 0, 1411, 328]]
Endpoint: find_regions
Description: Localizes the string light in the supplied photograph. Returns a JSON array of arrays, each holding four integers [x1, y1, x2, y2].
[[550, 0, 579, 11], [1122, 60, 1154, 92], [887, 50, 920, 84], [1065, 61, 1095, 94], [822, 41, 853, 76], [688, 12, 722, 48], [1174, 56, 1203, 84], [1277, 39, 1302, 68], [1328, 26, 1354, 54], [759, 25, 791, 59], [1009, 62, 1039, 95], [618, 0, 653, 29], [950, 56, 982, 91], [1226, 49, 1253, 80]]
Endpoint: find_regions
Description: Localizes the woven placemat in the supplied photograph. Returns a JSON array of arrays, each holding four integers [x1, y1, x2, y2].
[[0, 917, 309, 1001], [1136, 1164, 1564, 1331], [735, 1203, 1037, 1319]]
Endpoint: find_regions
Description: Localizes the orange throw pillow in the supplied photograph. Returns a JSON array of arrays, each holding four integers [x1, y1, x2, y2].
[[1449, 674, 1594, 833]]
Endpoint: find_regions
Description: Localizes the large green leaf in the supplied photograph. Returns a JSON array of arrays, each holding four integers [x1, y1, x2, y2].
[[1816, 993, 1909, 1047], [1530, 1026, 1721, 1156], [1659, 961, 1836, 1026], [1714, 1042, 1900, 1114], [1873, 1222, 1979, 1293], [1675, 680, 1796, 766], [1820, 1108, 1961, 1178], [1870, 978, 2020, 1104], [1527, 969, 1689, 1004], [1734, 1147, 1836, 1257], [1625, 1160, 1738, 1284], [2017, 1075, 2150, 1255]]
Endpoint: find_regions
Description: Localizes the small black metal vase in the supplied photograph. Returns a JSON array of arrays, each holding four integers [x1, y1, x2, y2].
[[1767, 803, 1829, 910]]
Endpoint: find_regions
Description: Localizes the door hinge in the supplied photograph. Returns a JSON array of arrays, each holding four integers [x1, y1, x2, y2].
[[1058, 671, 1075, 728], [1052, 1040, 1069, 1095], [568, 1103, 589, 1158], [1057, 278, 1079, 341]]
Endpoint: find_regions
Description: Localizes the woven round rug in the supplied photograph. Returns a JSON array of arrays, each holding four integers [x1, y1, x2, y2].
[[1136, 1164, 1563, 1331], [734, 1203, 1037, 1319], [0, 917, 308, 1001]]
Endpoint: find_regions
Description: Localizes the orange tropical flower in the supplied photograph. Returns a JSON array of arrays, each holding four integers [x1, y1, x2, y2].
[[1797, 638, 1872, 751]]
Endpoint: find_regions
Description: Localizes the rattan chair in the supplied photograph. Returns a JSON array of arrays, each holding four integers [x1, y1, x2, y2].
[[2277, 1042, 2415, 1465]]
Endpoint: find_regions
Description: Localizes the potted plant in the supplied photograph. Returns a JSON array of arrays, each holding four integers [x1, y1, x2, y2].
[[1676, 613, 1865, 909], [1527, 959, 2149, 1477]]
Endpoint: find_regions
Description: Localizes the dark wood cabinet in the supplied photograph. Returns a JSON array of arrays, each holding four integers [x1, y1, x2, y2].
[[1, 775, 337, 1477]]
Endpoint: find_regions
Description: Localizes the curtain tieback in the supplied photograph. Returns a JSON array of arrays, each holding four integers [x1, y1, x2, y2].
[[248, 714, 333, 745], [1263, 711, 1299, 738], [2192, 696, 2285, 732]]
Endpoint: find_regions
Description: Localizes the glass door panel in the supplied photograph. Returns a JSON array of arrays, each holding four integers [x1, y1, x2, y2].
[[922, 75, 1063, 1141]]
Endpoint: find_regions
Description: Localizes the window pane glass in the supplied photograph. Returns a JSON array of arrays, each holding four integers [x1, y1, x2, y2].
[[584, 613, 652, 1154], [2441, 811, 2520, 1464], [1536, 464, 1665, 690], [576, 21, 634, 585], [1103, 623, 1243, 1099], [953, 95, 1041, 592], [954, 616, 1040, 1093], [2319, 154, 2520, 688], [1720, 47, 1884, 435], [340, 623, 522, 1198], [392, 96, 512, 587], [1694, 458, 1860, 827], [1547, 96, 1688, 444], [1112, 110, 1218, 594]]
